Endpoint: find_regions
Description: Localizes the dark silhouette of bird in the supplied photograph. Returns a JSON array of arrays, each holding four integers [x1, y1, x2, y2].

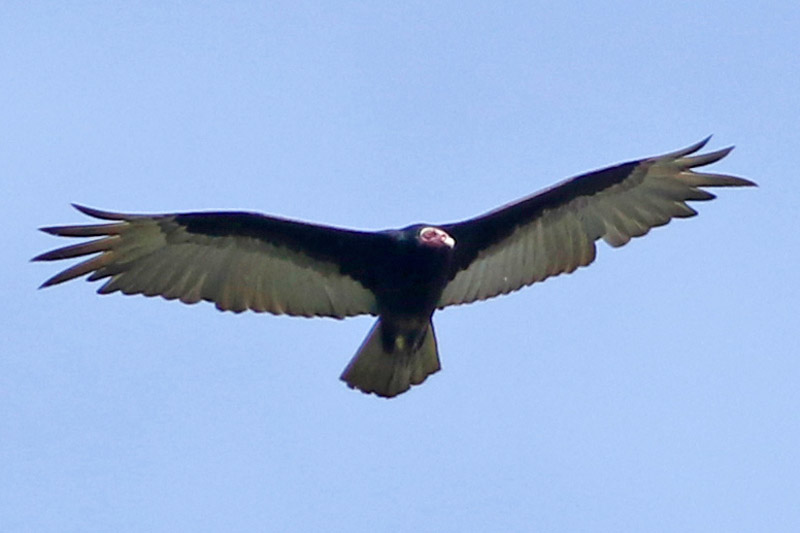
[[34, 138, 755, 397]]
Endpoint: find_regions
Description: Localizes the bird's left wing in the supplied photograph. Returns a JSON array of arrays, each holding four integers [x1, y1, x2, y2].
[[34, 205, 391, 318], [437, 138, 756, 308]]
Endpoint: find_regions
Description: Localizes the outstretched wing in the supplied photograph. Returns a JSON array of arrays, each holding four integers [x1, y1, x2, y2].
[[34, 205, 391, 318], [438, 138, 756, 308]]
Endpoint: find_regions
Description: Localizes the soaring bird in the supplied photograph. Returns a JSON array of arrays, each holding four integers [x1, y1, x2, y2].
[[34, 138, 755, 398]]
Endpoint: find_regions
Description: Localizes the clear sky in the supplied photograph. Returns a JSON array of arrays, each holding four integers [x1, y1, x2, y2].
[[3, 2, 798, 532]]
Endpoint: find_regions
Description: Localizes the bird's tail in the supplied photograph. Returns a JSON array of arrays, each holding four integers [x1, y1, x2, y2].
[[340, 319, 441, 398]]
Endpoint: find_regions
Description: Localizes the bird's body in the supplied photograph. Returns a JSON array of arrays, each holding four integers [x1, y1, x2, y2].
[[34, 138, 755, 397]]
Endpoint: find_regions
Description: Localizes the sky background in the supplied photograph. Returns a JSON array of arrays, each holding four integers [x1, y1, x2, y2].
[[3, 2, 799, 531]]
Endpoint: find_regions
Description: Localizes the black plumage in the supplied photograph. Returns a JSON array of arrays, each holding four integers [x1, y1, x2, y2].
[[34, 138, 755, 397]]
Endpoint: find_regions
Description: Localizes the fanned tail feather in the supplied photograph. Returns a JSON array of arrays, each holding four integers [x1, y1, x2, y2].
[[340, 319, 441, 398]]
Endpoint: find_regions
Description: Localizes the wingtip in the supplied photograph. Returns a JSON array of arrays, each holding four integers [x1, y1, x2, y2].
[[36, 276, 59, 289], [39, 226, 58, 236], [689, 135, 713, 153], [71, 203, 92, 215], [681, 145, 736, 168], [718, 145, 735, 156], [728, 175, 758, 187], [72, 204, 128, 220], [656, 136, 714, 161]]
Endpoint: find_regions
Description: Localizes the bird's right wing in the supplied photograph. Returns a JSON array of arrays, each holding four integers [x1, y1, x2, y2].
[[34, 205, 392, 318]]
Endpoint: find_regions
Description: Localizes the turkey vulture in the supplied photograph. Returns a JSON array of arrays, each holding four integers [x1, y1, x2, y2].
[[34, 138, 755, 398]]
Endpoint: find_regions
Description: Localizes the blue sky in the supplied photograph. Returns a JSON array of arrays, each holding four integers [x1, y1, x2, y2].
[[3, 2, 798, 531]]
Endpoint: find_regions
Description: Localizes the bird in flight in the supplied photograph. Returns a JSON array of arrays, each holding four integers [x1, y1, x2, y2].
[[34, 138, 755, 398]]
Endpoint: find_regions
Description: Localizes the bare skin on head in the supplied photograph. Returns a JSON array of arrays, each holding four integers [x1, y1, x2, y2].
[[419, 227, 455, 248]]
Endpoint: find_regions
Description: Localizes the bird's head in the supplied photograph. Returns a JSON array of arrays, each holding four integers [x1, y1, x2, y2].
[[417, 226, 455, 249]]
